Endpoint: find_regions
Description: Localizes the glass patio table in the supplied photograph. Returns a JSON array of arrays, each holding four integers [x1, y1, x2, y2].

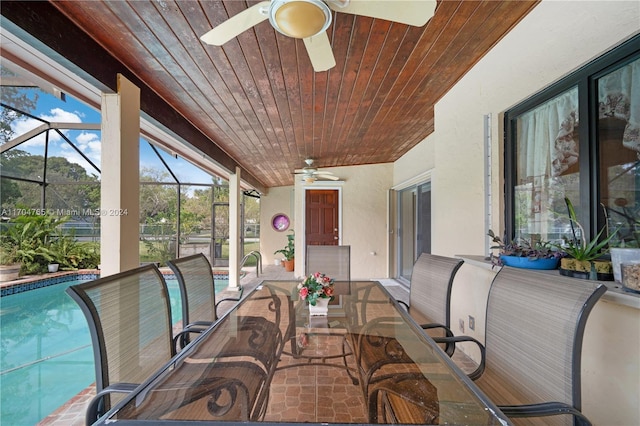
[[94, 280, 510, 425]]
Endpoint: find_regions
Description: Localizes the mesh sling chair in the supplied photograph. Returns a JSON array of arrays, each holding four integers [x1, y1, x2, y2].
[[66, 265, 178, 424], [66, 264, 269, 425], [437, 266, 607, 426], [397, 253, 466, 358], [351, 253, 481, 401], [167, 253, 243, 347], [167, 253, 283, 374], [306, 245, 351, 281]]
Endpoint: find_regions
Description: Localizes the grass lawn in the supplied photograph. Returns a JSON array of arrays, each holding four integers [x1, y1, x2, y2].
[[140, 240, 261, 266]]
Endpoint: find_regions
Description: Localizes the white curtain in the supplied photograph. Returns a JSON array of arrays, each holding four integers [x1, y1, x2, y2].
[[516, 87, 579, 180], [598, 58, 640, 155]]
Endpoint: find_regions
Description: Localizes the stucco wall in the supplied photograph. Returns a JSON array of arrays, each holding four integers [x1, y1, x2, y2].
[[262, 163, 393, 279], [335, 163, 392, 279], [260, 186, 294, 266]]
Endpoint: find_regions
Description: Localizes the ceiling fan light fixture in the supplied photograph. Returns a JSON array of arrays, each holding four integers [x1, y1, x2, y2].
[[269, 0, 332, 39], [304, 176, 316, 183]]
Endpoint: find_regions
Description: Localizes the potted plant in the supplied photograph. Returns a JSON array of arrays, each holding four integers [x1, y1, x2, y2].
[[298, 272, 335, 315], [274, 230, 295, 272], [2, 213, 65, 275], [558, 198, 617, 280], [488, 229, 563, 270], [0, 244, 21, 281]]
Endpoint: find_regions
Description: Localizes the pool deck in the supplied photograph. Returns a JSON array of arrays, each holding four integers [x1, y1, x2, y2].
[[32, 265, 412, 426]]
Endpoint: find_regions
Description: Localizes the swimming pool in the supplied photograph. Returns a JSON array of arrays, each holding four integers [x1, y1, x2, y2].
[[0, 274, 227, 426]]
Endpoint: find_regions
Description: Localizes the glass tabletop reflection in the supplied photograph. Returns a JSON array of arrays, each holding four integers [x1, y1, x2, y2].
[[98, 280, 508, 425]]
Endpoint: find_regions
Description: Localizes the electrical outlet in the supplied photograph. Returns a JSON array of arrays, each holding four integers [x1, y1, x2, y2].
[[468, 315, 475, 331], [459, 318, 465, 333]]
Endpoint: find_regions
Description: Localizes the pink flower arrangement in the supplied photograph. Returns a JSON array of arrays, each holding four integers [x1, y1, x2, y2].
[[298, 272, 335, 306]]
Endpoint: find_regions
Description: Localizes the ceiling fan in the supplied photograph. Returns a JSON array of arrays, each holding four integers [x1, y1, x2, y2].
[[200, 0, 437, 72], [295, 158, 340, 183]]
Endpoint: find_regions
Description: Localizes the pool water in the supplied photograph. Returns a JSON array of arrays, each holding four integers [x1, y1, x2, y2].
[[0, 277, 225, 426]]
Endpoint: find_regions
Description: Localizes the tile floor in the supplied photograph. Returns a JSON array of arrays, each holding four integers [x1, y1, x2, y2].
[[37, 265, 476, 425]]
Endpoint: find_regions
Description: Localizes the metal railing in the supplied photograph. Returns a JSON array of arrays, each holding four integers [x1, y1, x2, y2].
[[241, 250, 262, 277]]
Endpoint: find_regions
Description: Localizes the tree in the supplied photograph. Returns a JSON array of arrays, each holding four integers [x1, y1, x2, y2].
[[139, 167, 177, 224], [0, 71, 39, 144], [0, 150, 100, 214]]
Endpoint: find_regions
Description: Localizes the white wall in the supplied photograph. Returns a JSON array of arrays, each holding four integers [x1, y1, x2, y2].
[[261, 163, 393, 279], [333, 163, 392, 279], [260, 186, 294, 266]]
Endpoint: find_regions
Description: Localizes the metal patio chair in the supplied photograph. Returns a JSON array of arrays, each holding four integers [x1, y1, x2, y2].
[[397, 253, 466, 357], [167, 253, 243, 346], [67, 264, 270, 424], [167, 253, 283, 373], [351, 253, 480, 401], [66, 265, 178, 424], [306, 244, 351, 281], [438, 266, 607, 426]]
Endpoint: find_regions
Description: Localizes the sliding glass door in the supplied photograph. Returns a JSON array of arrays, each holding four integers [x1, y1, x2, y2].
[[397, 182, 431, 282]]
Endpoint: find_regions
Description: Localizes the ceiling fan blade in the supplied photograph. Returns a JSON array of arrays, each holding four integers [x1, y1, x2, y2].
[[329, 0, 437, 27], [200, 1, 270, 46], [319, 175, 340, 181], [303, 32, 336, 72]]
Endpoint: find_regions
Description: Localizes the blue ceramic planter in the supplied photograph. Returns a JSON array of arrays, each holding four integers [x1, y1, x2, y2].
[[500, 255, 559, 270]]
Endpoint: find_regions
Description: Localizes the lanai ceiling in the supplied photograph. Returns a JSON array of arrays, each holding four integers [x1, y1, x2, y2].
[[1, 1, 538, 190]]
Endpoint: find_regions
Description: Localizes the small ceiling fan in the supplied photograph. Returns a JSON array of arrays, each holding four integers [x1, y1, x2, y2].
[[295, 158, 340, 183], [200, 0, 437, 72]]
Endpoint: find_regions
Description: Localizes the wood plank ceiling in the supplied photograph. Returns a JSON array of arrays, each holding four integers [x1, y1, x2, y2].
[[27, 1, 538, 189]]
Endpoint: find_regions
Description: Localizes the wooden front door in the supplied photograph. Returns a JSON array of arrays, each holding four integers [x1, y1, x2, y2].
[[306, 189, 339, 246]]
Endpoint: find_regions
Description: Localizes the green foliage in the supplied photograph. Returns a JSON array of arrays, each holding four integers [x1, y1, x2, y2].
[[141, 222, 176, 266], [274, 230, 295, 261], [0, 244, 18, 265], [488, 229, 563, 266], [0, 78, 39, 143], [1, 213, 69, 274], [0, 212, 99, 274], [0, 150, 100, 213], [50, 235, 99, 270], [560, 198, 618, 261]]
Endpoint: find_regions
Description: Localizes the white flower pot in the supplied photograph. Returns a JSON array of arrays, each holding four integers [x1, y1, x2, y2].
[[48, 264, 59, 273], [309, 297, 330, 316]]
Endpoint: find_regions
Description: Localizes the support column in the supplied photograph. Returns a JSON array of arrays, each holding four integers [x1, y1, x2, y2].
[[100, 74, 140, 276], [228, 167, 241, 288]]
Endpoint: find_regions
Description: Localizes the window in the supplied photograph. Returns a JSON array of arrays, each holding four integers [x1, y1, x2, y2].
[[504, 35, 640, 247]]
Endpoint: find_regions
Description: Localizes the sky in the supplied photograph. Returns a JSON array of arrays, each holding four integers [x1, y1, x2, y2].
[[5, 86, 215, 184]]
